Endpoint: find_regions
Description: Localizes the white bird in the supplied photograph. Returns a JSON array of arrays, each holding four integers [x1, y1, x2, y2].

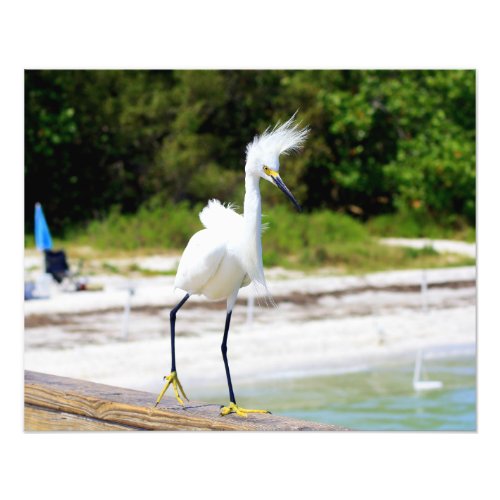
[[155, 114, 309, 417]]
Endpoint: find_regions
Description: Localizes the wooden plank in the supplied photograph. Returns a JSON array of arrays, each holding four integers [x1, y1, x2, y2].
[[24, 371, 348, 431], [25, 405, 138, 431]]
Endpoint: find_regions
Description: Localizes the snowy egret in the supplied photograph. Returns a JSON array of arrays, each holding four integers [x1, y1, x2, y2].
[[155, 114, 309, 416]]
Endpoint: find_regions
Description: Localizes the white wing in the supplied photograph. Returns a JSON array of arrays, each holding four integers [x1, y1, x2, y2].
[[175, 200, 248, 296], [174, 229, 227, 294]]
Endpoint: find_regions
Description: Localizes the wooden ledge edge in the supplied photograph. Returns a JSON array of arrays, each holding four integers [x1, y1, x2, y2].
[[24, 370, 350, 431]]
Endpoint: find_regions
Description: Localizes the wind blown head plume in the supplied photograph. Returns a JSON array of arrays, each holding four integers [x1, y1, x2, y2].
[[246, 113, 310, 166]]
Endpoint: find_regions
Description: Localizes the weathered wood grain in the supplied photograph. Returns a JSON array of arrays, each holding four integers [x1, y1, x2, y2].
[[25, 405, 138, 431], [24, 371, 348, 431]]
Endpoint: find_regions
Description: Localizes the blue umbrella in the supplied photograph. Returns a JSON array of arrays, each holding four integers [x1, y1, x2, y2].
[[34, 202, 53, 251]]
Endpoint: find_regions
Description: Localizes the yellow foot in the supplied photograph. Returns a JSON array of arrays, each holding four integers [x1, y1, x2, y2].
[[220, 402, 271, 418], [154, 371, 189, 407]]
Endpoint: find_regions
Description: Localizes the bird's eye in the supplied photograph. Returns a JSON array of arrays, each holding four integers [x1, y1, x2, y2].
[[263, 166, 270, 175]]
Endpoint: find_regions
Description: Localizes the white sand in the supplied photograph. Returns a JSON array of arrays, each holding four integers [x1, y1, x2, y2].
[[24, 262, 476, 395], [24, 305, 475, 394], [380, 238, 476, 258], [24, 265, 475, 315]]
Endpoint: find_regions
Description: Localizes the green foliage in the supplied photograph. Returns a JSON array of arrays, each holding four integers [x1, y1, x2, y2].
[[261, 205, 369, 263], [73, 200, 202, 251], [25, 70, 475, 236], [367, 211, 476, 241], [66, 204, 473, 274]]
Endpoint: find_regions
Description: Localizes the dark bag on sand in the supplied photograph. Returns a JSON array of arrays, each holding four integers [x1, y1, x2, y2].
[[44, 249, 70, 283]]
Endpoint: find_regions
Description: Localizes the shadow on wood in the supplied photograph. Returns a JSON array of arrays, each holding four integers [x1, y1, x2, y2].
[[24, 371, 349, 431]]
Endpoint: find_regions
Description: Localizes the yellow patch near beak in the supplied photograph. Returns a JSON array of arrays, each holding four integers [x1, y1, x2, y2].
[[263, 166, 279, 178]]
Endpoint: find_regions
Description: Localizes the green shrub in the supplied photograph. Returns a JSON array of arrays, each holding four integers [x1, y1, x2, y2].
[[64, 203, 474, 273], [72, 202, 203, 251], [367, 211, 476, 241], [25, 70, 475, 235]]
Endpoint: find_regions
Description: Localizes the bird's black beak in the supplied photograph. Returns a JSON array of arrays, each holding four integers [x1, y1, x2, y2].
[[272, 175, 302, 212]]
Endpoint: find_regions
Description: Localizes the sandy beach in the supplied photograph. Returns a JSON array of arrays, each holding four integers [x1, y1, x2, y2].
[[24, 250, 476, 397]]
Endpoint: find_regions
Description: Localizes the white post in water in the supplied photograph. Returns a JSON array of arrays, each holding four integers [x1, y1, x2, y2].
[[246, 287, 255, 325], [420, 239, 434, 314], [121, 286, 135, 340], [413, 348, 443, 391], [421, 269, 428, 313], [374, 320, 386, 345]]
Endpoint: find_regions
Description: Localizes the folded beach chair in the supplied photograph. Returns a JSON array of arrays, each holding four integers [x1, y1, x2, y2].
[[44, 249, 80, 284]]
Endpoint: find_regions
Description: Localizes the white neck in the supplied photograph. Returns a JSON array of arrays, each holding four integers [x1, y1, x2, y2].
[[242, 173, 266, 289], [244, 174, 262, 233]]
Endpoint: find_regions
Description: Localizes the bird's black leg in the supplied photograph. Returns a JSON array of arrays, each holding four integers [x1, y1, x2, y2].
[[170, 293, 190, 372], [155, 293, 190, 407], [221, 310, 236, 404], [219, 309, 271, 417]]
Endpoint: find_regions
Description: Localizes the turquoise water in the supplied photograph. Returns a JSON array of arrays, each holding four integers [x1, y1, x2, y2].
[[198, 355, 476, 431]]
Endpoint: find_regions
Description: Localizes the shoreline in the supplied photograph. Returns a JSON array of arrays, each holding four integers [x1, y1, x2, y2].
[[24, 265, 475, 316], [24, 263, 476, 395], [25, 303, 476, 393]]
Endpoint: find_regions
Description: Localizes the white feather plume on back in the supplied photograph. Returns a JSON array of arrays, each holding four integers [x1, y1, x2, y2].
[[199, 199, 243, 231], [199, 199, 269, 234]]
